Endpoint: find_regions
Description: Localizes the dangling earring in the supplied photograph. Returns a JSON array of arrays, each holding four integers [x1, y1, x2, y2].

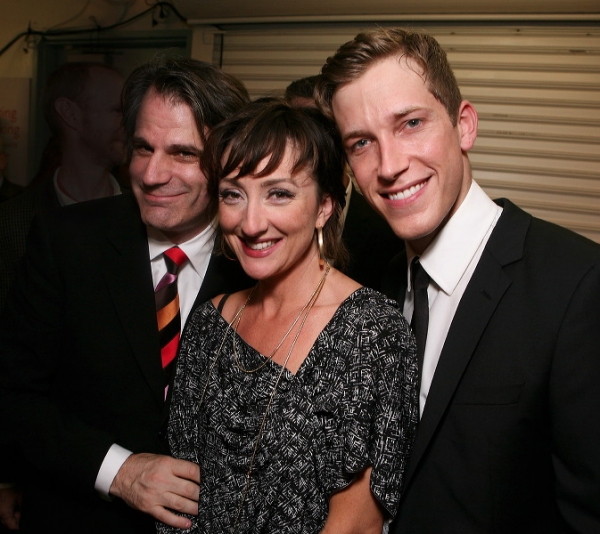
[[220, 234, 237, 261], [316, 226, 325, 266]]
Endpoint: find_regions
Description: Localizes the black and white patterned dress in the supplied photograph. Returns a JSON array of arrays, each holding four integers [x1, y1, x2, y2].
[[158, 287, 418, 534]]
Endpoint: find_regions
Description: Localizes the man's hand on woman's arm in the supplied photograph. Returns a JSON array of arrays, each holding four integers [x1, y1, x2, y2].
[[109, 453, 200, 529]]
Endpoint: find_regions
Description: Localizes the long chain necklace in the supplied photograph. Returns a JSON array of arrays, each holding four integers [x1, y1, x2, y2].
[[198, 262, 331, 533], [231, 263, 331, 373]]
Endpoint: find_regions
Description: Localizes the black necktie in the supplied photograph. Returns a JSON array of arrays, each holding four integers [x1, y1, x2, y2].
[[411, 258, 430, 386]]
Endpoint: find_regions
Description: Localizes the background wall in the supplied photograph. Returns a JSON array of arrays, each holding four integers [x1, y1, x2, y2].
[[0, 0, 598, 242], [0, 0, 212, 183], [180, 0, 600, 242], [211, 22, 600, 242]]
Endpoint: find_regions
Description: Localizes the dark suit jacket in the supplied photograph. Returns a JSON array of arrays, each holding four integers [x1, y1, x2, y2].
[[0, 178, 60, 311], [0, 177, 24, 203], [0, 193, 251, 534], [342, 184, 404, 291], [386, 199, 600, 533]]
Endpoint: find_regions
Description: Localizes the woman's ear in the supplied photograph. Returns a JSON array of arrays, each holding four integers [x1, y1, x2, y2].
[[457, 100, 478, 152], [316, 194, 334, 229]]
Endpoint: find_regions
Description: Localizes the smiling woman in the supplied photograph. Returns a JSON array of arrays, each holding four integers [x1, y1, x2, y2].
[[158, 98, 419, 534], [204, 98, 349, 268], [206, 99, 348, 283], [216, 150, 329, 282]]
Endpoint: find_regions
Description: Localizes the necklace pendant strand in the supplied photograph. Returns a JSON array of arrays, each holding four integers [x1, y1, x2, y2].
[[232, 264, 331, 373], [229, 263, 331, 533], [198, 264, 331, 533]]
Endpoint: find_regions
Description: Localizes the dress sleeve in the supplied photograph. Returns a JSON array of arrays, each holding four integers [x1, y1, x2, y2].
[[321, 296, 419, 517]]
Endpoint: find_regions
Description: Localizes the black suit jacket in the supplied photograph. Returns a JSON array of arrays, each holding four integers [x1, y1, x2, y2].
[[386, 199, 600, 533], [0, 178, 24, 203], [0, 178, 60, 311], [342, 184, 404, 291], [0, 194, 251, 534]]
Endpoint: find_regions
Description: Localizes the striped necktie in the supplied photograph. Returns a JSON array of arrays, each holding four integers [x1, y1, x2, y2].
[[155, 246, 189, 396]]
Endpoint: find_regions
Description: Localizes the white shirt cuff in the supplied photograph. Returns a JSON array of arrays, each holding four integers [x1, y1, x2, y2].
[[94, 444, 132, 499]]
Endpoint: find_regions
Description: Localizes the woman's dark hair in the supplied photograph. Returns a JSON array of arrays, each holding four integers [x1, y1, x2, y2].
[[203, 97, 348, 267]]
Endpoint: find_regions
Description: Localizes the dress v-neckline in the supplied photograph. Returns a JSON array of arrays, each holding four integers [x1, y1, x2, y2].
[[211, 287, 366, 377]]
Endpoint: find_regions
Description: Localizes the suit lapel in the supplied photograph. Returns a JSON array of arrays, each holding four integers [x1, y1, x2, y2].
[[188, 253, 254, 322], [404, 250, 511, 485], [102, 198, 165, 407], [190, 253, 225, 313], [403, 199, 530, 487]]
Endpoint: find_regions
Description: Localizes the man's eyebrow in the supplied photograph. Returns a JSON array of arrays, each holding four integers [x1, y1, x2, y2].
[[167, 143, 202, 155], [341, 106, 422, 143], [131, 136, 149, 146], [342, 129, 370, 144]]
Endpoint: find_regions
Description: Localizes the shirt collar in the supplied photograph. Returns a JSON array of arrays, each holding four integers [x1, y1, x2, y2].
[[407, 181, 502, 295], [53, 168, 122, 207], [147, 220, 216, 273]]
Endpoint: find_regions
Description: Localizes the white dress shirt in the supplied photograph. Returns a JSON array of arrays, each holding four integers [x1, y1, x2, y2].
[[403, 181, 503, 417], [53, 168, 122, 206], [94, 222, 216, 497], [147, 223, 216, 327]]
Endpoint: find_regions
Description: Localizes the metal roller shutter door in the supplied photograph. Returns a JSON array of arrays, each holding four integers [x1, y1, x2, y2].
[[215, 23, 600, 243]]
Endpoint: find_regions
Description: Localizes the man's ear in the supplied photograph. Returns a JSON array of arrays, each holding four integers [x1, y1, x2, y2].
[[457, 100, 478, 152], [54, 97, 82, 132]]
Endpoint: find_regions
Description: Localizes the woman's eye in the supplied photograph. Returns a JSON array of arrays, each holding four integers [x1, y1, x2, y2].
[[269, 189, 294, 201], [219, 190, 242, 203]]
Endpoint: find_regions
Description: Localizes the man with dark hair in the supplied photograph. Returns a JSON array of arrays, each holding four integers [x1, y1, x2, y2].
[[285, 75, 403, 291], [0, 61, 126, 311], [0, 56, 251, 533], [284, 75, 320, 107], [315, 28, 600, 532]]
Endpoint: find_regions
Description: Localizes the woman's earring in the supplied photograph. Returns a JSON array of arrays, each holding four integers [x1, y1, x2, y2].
[[316, 226, 325, 266]]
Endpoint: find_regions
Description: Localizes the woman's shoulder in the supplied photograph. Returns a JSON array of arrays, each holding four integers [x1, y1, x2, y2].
[[327, 287, 412, 350], [341, 286, 404, 320], [209, 287, 254, 322]]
